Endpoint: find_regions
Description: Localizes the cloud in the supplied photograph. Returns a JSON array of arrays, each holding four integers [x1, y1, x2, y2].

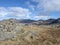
[[0, 7, 32, 20], [33, 15, 51, 20], [42, 0, 60, 11], [32, 0, 60, 11], [30, 0, 60, 20], [0, 7, 8, 17], [25, 1, 35, 11]]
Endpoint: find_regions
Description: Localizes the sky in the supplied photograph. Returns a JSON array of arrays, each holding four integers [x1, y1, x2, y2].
[[0, 0, 60, 20]]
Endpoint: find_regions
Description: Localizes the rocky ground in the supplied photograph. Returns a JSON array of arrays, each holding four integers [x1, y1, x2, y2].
[[0, 19, 60, 45]]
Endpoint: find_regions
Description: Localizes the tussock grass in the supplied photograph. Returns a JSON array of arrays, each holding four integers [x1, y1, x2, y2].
[[0, 24, 60, 45]]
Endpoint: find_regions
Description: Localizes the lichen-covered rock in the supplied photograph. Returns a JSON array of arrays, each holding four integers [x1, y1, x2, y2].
[[0, 19, 17, 40]]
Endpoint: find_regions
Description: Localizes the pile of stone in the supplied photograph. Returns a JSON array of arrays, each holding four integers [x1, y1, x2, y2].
[[0, 19, 17, 40]]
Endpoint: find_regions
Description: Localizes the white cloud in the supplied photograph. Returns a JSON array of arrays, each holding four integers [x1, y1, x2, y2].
[[8, 7, 31, 17], [0, 7, 32, 19], [0, 7, 8, 17], [34, 15, 51, 20], [32, 0, 60, 11], [43, 0, 60, 11], [26, 1, 35, 11]]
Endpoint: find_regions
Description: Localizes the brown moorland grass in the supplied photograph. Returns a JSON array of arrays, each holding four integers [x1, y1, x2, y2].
[[0, 25, 60, 45]]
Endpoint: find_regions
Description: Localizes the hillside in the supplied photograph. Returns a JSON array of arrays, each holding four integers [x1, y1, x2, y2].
[[0, 19, 60, 45]]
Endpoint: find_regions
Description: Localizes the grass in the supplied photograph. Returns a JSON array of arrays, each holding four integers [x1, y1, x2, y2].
[[0, 24, 60, 45]]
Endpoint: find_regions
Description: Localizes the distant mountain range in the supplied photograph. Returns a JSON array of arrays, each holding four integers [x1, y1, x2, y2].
[[32, 18, 60, 25], [0, 18, 60, 25], [17, 18, 60, 25]]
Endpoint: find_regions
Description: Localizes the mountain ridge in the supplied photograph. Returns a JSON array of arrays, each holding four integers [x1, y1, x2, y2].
[[0, 18, 60, 25]]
